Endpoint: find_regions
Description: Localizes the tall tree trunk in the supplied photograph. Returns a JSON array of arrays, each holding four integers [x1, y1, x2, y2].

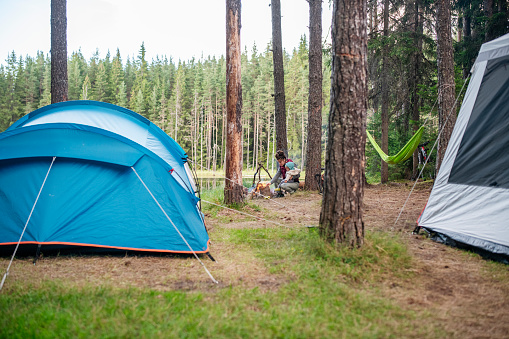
[[221, 103, 226, 169], [462, 12, 472, 79], [213, 96, 219, 171], [51, 0, 68, 103], [411, 0, 422, 179], [380, 0, 389, 183], [436, 0, 456, 173], [246, 110, 250, 170], [301, 99, 305, 165], [253, 101, 260, 168], [320, 0, 367, 248], [484, 0, 494, 41], [266, 95, 272, 169], [271, 0, 288, 156], [225, 0, 244, 204], [305, 0, 323, 191], [200, 107, 204, 170], [174, 78, 180, 142], [207, 99, 213, 170], [192, 91, 198, 162], [254, 98, 258, 169]]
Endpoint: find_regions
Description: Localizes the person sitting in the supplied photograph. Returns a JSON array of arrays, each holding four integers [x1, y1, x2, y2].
[[270, 150, 300, 195], [280, 161, 301, 195]]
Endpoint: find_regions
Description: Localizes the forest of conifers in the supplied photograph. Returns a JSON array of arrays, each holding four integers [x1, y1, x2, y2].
[[0, 0, 507, 180]]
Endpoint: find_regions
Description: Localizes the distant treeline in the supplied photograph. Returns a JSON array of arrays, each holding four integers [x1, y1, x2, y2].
[[0, 38, 330, 173], [1, 0, 507, 179]]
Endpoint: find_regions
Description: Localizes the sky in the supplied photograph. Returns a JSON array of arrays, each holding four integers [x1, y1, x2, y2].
[[0, 0, 333, 66]]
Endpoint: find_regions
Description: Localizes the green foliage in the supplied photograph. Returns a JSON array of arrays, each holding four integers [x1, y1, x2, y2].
[[0, 42, 328, 174], [454, 0, 509, 75], [3, 0, 507, 178]]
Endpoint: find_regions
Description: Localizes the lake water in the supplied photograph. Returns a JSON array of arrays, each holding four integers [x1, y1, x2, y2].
[[196, 176, 271, 190]]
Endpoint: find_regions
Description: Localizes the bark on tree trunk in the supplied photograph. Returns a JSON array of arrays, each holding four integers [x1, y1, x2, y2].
[[411, 0, 422, 179], [207, 100, 213, 170], [225, 0, 244, 204], [484, 0, 494, 41], [380, 0, 389, 183], [213, 97, 218, 171], [319, 0, 367, 248], [271, 0, 288, 156], [436, 0, 456, 174], [51, 0, 68, 104], [305, 0, 323, 191], [462, 13, 471, 79]]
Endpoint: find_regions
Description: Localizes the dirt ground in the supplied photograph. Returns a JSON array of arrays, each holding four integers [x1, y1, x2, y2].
[[3, 182, 509, 338]]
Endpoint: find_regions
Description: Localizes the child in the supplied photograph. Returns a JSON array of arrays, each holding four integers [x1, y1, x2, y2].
[[281, 162, 300, 195], [270, 150, 298, 186]]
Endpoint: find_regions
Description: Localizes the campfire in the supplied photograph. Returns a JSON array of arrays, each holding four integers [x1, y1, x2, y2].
[[251, 182, 272, 199]]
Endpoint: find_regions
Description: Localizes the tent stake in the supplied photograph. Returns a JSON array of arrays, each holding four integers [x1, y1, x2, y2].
[[33, 244, 42, 265]]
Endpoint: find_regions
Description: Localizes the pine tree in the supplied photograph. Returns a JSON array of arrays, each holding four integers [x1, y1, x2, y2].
[[80, 75, 91, 100], [129, 43, 149, 116], [116, 81, 128, 108], [39, 55, 52, 107], [170, 63, 186, 142], [22, 56, 39, 115], [380, 0, 390, 183], [148, 83, 161, 124], [0, 64, 7, 130], [109, 49, 124, 105], [3, 52, 22, 126], [436, 0, 456, 172], [225, 0, 244, 204], [93, 61, 108, 102], [124, 56, 136, 101], [271, 0, 288, 156], [68, 51, 86, 100], [35, 52, 47, 103], [50, 0, 68, 103], [320, 0, 368, 248], [305, 0, 323, 190], [88, 49, 100, 91]]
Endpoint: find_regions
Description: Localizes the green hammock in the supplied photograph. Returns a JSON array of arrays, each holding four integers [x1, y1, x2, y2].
[[366, 126, 425, 164]]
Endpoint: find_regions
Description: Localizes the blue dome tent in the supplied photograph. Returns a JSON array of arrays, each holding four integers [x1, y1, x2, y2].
[[0, 101, 209, 255]]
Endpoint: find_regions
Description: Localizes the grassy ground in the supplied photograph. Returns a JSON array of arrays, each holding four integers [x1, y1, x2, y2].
[[1, 182, 508, 338], [1, 230, 426, 338]]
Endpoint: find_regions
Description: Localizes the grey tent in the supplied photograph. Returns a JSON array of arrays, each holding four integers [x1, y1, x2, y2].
[[418, 33, 509, 261]]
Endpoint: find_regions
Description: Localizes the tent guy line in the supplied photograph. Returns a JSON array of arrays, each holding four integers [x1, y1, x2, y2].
[[394, 75, 470, 227], [131, 167, 218, 284], [0, 157, 56, 291], [201, 200, 291, 229]]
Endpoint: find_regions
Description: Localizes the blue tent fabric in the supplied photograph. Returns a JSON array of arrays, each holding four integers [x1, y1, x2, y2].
[[0, 124, 146, 167], [0, 101, 208, 254], [7, 100, 193, 192]]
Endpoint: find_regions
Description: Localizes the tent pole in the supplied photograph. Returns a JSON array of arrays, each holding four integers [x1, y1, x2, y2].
[[1, 157, 56, 291], [131, 167, 219, 284]]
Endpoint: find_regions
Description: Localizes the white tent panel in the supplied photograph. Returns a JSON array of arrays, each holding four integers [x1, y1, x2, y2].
[[418, 33, 509, 259]]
